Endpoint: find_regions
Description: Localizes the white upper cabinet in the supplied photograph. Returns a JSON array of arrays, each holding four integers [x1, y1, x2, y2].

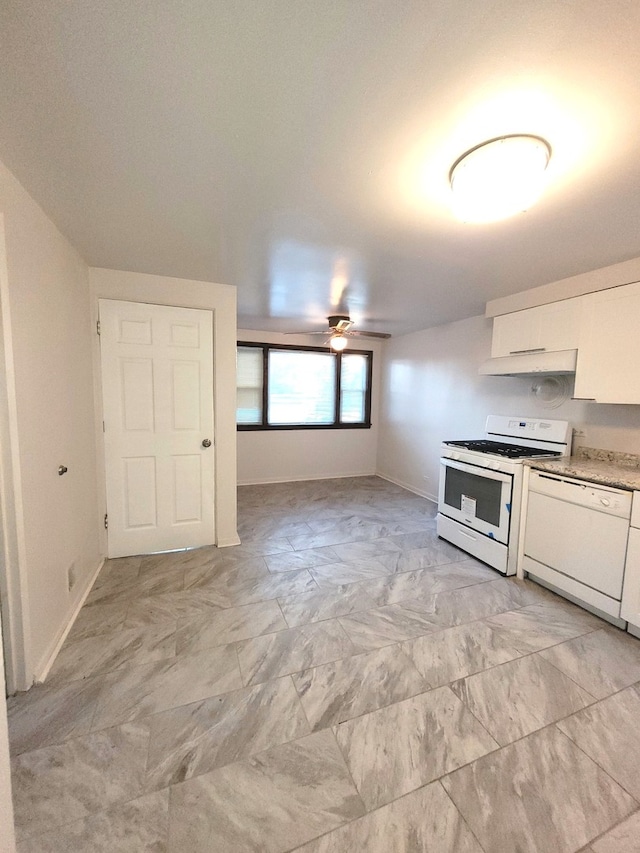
[[491, 298, 583, 358], [574, 281, 640, 403]]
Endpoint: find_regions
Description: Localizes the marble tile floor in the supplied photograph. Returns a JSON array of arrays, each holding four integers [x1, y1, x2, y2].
[[7, 475, 640, 852]]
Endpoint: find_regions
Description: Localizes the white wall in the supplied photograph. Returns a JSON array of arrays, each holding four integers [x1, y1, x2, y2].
[[237, 330, 382, 485], [377, 314, 640, 500], [90, 268, 239, 547], [0, 159, 101, 686]]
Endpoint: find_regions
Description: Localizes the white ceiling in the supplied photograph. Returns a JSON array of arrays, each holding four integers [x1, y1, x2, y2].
[[1, 1, 640, 337]]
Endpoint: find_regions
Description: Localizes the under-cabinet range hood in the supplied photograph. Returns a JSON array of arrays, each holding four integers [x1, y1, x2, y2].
[[479, 348, 577, 376]]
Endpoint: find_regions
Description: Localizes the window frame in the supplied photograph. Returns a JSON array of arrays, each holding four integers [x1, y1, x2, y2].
[[236, 341, 373, 431]]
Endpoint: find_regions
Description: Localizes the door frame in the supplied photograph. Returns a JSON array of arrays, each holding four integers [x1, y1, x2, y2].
[[90, 269, 240, 561], [0, 215, 32, 694]]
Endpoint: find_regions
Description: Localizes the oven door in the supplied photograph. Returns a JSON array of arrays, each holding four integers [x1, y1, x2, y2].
[[438, 458, 513, 544]]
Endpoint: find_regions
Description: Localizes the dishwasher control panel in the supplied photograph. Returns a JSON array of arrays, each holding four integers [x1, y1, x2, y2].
[[587, 491, 626, 511], [529, 470, 633, 519]]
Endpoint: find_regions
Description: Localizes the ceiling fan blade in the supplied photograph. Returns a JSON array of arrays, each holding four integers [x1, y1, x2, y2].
[[284, 330, 330, 335], [346, 329, 391, 339]]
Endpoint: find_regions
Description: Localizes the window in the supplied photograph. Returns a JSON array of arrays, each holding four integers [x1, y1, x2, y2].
[[236, 343, 372, 430]]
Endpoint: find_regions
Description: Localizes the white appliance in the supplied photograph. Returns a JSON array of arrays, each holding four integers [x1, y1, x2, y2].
[[437, 416, 571, 576], [621, 494, 640, 637], [523, 469, 632, 626]]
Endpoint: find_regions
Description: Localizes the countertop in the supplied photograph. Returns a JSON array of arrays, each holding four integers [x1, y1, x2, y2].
[[526, 447, 640, 491]]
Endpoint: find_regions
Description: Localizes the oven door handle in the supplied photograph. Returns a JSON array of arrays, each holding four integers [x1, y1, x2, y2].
[[440, 458, 513, 484]]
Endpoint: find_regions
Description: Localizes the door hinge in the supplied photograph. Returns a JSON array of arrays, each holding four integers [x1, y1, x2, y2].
[[96, 320, 101, 335], [104, 513, 108, 530]]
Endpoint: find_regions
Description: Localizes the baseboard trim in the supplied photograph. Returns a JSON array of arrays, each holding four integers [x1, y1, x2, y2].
[[375, 471, 438, 504], [34, 557, 105, 684], [238, 471, 377, 487], [216, 535, 241, 548]]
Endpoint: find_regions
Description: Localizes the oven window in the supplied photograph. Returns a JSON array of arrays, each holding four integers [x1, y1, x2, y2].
[[444, 467, 504, 527]]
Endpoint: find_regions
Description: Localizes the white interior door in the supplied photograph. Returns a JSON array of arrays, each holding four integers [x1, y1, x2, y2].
[[100, 299, 215, 558]]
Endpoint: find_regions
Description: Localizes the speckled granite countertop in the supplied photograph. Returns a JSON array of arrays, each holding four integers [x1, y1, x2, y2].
[[526, 447, 640, 491]]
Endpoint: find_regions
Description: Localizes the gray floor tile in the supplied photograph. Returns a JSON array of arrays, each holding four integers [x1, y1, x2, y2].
[[182, 556, 269, 590], [485, 576, 565, 608], [338, 603, 439, 652], [183, 566, 318, 608], [11, 722, 150, 841], [329, 538, 402, 562], [237, 619, 356, 685], [47, 621, 177, 685], [140, 545, 218, 578], [85, 564, 184, 607], [335, 686, 498, 810], [294, 781, 483, 852], [91, 644, 243, 729], [238, 517, 313, 542], [264, 546, 338, 573], [139, 547, 217, 576], [122, 588, 225, 628], [278, 582, 377, 627], [373, 544, 479, 574], [442, 726, 637, 853], [66, 600, 129, 642], [557, 683, 640, 800], [144, 676, 310, 789], [15, 790, 169, 853], [292, 644, 427, 730], [175, 599, 287, 654], [11, 477, 640, 853], [402, 619, 529, 687], [540, 628, 640, 699], [309, 558, 393, 588], [167, 730, 365, 852], [450, 653, 594, 745], [401, 582, 514, 628], [214, 538, 295, 557], [485, 601, 603, 652], [288, 519, 401, 550], [591, 810, 640, 853], [363, 562, 493, 607], [92, 556, 141, 589], [8, 676, 104, 756]]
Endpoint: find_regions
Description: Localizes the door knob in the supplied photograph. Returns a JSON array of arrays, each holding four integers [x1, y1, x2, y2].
[[201, 439, 212, 448]]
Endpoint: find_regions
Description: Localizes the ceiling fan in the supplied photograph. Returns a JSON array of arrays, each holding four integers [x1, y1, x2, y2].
[[287, 315, 391, 350]]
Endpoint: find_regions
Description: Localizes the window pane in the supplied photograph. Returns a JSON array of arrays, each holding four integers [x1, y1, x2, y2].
[[340, 353, 368, 423], [268, 350, 336, 425], [236, 347, 263, 425]]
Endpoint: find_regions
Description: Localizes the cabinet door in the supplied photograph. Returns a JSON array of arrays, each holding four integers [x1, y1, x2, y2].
[[621, 526, 640, 629], [491, 299, 582, 358], [491, 310, 538, 357], [575, 282, 640, 403]]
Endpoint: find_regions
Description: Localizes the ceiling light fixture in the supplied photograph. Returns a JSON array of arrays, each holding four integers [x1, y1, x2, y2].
[[329, 334, 348, 352], [449, 134, 551, 223]]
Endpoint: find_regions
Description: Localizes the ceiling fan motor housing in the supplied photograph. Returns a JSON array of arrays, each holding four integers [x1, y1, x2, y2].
[[328, 315, 354, 332]]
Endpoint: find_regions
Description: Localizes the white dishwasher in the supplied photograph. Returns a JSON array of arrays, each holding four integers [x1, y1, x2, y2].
[[522, 469, 632, 625]]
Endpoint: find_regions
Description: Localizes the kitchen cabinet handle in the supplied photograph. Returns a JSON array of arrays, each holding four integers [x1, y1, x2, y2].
[[509, 347, 547, 354]]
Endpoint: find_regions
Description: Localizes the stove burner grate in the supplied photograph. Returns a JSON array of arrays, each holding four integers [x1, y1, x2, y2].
[[443, 439, 561, 459]]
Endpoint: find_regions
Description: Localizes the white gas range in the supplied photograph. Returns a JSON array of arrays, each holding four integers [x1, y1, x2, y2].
[[437, 415, 571, 576]]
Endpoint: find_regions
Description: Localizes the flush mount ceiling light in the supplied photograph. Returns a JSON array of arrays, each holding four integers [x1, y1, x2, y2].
[[449, 134, 551, 223], [329, 334, 348, 351]]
